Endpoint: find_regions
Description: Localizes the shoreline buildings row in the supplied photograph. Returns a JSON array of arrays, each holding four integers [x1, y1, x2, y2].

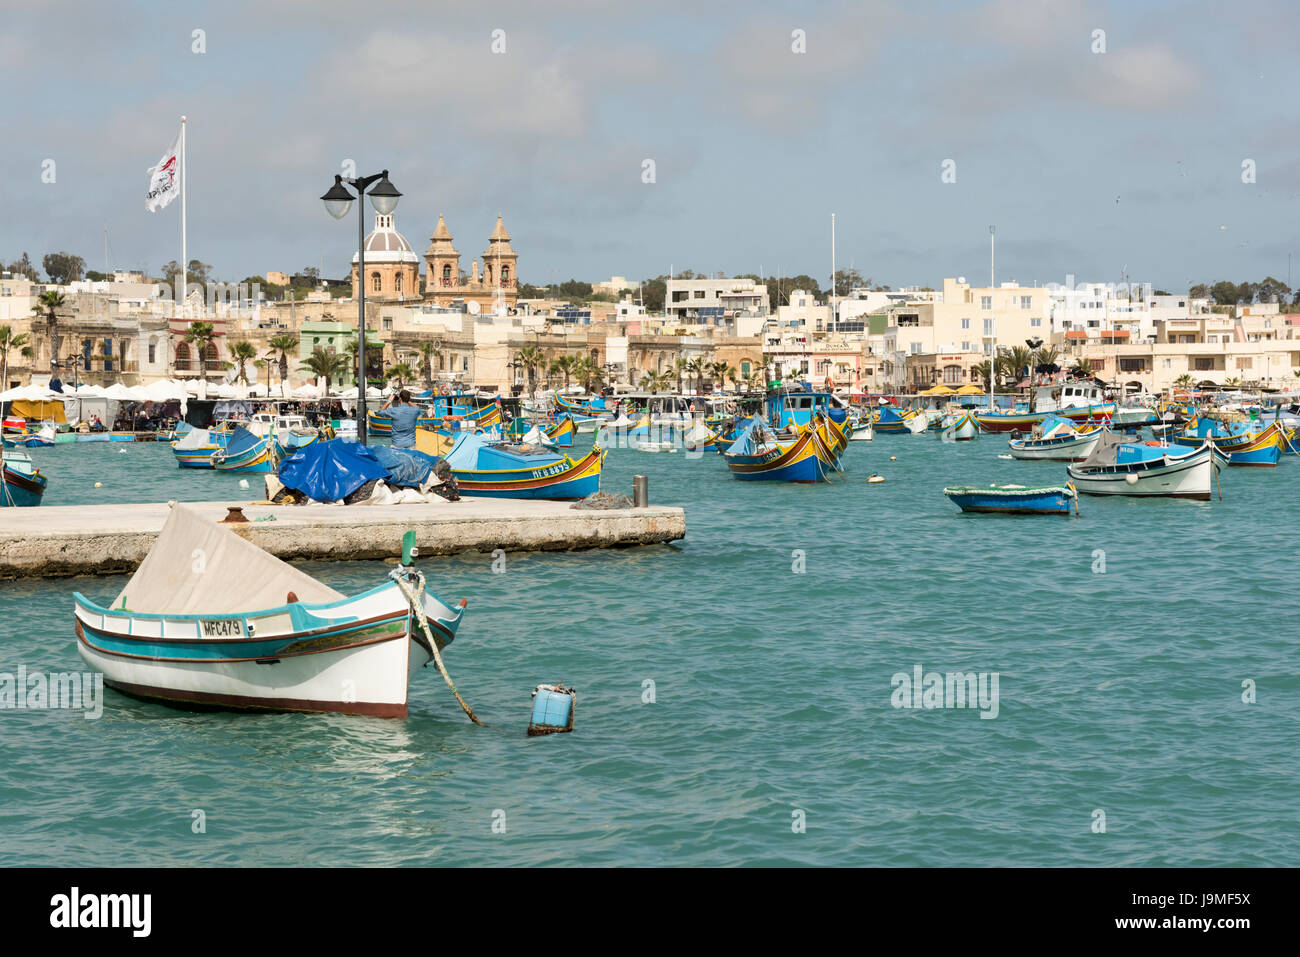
[[4, 211, 1299, 397]]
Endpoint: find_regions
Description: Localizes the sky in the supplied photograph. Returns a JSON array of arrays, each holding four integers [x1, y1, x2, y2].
[[3, 0, 1300, 295]]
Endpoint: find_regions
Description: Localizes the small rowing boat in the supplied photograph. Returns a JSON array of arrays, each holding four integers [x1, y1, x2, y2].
[[943, 483, 1077, 516]]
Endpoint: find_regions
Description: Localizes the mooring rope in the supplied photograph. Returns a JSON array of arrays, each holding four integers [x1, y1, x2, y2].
[[391, 568, 487, 726]]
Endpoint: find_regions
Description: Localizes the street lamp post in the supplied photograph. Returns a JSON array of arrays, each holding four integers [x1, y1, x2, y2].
[[321, 169, 401, 445]]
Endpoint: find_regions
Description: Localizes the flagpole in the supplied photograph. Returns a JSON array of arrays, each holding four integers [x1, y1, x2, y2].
[[180, 115, 187, 322]]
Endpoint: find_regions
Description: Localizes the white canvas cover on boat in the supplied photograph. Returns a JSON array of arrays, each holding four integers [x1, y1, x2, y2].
[[114, 504, 345, 615], [172, 427, 213, 451]]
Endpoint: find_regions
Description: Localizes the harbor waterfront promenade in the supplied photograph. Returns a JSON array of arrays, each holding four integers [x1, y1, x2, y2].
[[0, 498, 685, 579]]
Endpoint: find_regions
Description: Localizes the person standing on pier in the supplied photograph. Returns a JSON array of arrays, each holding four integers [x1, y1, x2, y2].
[[381, 389, 420, 449]]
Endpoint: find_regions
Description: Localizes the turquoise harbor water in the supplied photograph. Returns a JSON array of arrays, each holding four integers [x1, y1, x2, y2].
[[2, 435, 1298, 866]]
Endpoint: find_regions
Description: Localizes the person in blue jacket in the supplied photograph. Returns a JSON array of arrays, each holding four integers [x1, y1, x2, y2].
[[381, 389, 421, 448]]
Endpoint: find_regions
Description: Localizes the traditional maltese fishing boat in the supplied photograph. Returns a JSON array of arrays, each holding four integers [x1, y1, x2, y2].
[[723, 417, 841, 482], [1067, 434, 1223, 499], [211, 426, 277, 473], [1, 446, 47, 507], [73, 504, 468, 717], [1007, 415, 1104, 461], [542, 414, 577, 447], [943, 483, 1077, 516], [874, 405, 929, 434], [938, 411, 979, 441], [170, 425, 230, 468], [417, 429, 604, 499], [1172, 418, 1283, 467]]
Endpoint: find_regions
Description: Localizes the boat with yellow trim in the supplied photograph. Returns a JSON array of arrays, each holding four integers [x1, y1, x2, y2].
[[415, 428, 603, 499]]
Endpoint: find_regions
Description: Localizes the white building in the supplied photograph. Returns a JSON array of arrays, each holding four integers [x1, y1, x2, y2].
[[665, 276, 769, 325]]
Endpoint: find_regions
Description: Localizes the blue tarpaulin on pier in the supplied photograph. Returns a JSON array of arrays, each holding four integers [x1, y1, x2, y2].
[[278, 439, 387, 502]]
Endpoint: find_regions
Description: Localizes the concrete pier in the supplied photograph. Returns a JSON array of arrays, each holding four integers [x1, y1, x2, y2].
[[0, 499, 686, 580]]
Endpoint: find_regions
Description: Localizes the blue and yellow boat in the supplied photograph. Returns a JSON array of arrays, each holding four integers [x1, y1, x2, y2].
[[171, 424, 232, 469], [212, 426, 278, 473], [723, 418, 841, 483], [1173, 418, 1283, 467], [416, 429, 603, 499], [1, 447, 47, 506]]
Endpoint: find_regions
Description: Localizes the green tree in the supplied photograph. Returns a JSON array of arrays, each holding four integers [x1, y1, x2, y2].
[[31, 290, 66, 368], [641, 278, 666, 312], [516, 344, 545, 394], [227, 339, 258, 385], [709, 360, 731, 392], [183, 321, 218, 382], [1073, 357, 1095, 378], [831, 268, 865, 297], [0, 325, 34, 389], [386, 362, 416, 390], [416, 340, 442, 392], [42, 251, 85, 284], [7, 252, 37, 280], [299, 347, 350, 394], [549, 353, 577, 391], [266, 334, 299, 396]]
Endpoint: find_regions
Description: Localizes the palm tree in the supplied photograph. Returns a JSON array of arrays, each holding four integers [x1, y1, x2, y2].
[[183, 321, 218, 384], [266, 334, 299, 396], [416, 340, 441, 392], [386, 362, 416, 390], [571, 355, 602, 393], [299, 347, 351, 394], [972, 359, 995, 390], [227, 339, 258, 386], [342, 337, 361, 388], [709, 360, 731, 393], [1173, 373, 1195, 390], [516, 344, 545, 395], [1073, 357, 1095, 378], [1005, 345, 1034, 383], [31, 290, 66, 367], [0, 325, 33, 390], [640, 370, 670, 393], [686, 357, 706, 394], [549, 354, 577, 392], [672, 357, 688, 393], [1033, 344, 1060, 373]]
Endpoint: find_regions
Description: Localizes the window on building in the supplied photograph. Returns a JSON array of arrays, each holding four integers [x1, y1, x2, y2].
[[1236, 358, 1253, 369], [395, 273, 403, 294], [1020, 296, 1032, 309], [961, 341, 970, 352], [1163, 359, 1172, 368], [148, 342, 156, 364], [442, 264, 452, 282], [382, 317, 393, 331], [961, 318, 970, 329], [1030, 318, 1042, 327], [694, 290, 705, 299], [371, 272, 381, 293], [943, 365, 962, 384], [981, 296, 992, 309], [1119, 358, 1142, 372], [1194, 358, 1213, 371], [983, 318, 993, 335]]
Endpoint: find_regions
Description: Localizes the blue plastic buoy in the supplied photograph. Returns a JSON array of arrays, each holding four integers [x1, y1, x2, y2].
[[528, 684, 576, 736]]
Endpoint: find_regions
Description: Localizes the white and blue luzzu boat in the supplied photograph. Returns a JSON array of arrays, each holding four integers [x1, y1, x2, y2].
[[943, 483, 1077, 516], [1066, 433, 1224, 500], [74, 504, 467, 717]]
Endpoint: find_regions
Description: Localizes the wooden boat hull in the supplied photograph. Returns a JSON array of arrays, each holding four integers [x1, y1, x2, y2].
[[943, 485, 1075, 515], [1067, 443, 1221, 499], [976, 402, 1117, 433], [452, 445, 605, 500], [213, 436, 277, 473], [74, 582, 462, 718], [1007, 429, 1103, 461], [725, 427, 838, 482], [544, 415, 577, 447], [1, 463, 47, 507]]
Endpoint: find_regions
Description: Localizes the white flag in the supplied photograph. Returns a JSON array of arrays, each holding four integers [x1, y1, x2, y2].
[[145, 132, 181, 212]]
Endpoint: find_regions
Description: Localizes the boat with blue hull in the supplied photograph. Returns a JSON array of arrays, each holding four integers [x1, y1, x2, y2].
[[170, 425, 231, 468], [212, 426, 277, 473], [1, 447, 47, 506], [1173, 418, 1283, 467], [73, 504, 466, 718], [723, 418, 841, 482], [418, 429, 604, 499], [943, 484, 1077, 516], [874, 405, 928, 434]]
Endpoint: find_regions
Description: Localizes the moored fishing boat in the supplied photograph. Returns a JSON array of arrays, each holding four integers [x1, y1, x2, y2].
[[73, 503, 466, 717], [974, 402, 1116, 433], [943, 483, 1077, 516], [1, 446, 47, 506], [171, 426, 229, 468], [416, 429, 604, 499], [874, 405, 928, 434], [543, 414, 577, 447], [723, 418, 840, 482], [1067, 434, 1223, 499], [938, 411, 978, 441], [1173, 418, 1283, 466], [211, 426, 278, 473], [1007, 415, 1104, 461]]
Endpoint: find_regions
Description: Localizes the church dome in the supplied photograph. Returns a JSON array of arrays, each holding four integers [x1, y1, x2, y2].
[[352, 213, 419, 265]]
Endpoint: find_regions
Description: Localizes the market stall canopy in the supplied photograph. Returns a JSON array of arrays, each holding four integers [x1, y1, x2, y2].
[[956, 384, 986, 395]]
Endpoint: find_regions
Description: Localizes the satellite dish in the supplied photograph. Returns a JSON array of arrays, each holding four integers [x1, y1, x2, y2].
[[467, 301, 481, 315]]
